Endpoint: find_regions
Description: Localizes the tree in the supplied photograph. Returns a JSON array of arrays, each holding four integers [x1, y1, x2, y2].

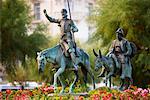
[[89, 0, 150, 88], [1, 0, 49, 75]]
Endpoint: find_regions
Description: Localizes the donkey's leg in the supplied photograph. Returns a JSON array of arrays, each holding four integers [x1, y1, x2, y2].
[[69, 70, 79, 93], [58, 75, 66, 94], [109, 77, 111, 88], [106, 65, 114, 79], [53, 58, 66, 91], [106, 65, 114, 88], [105, 75, 108, 87]]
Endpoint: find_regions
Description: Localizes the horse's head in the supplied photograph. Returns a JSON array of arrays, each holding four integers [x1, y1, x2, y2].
[[37, 52, 46, 73], [93, 49, 105, 71]]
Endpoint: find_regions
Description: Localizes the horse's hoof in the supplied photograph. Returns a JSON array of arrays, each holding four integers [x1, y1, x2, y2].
[[119, 87, 124, 91], [69, 89, 74, 94], [69, 91, 73, 94], [60, 90, 64, 94]]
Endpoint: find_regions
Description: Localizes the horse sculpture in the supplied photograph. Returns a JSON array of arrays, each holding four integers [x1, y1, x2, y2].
[[93, 49, 132, 90], [37, 45, 95, 93]]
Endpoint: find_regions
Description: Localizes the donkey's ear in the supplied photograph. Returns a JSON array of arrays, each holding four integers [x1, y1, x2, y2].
[[93, 49, 98, 57], [99, 50, 102, 58], [37, 52, 40, 55]]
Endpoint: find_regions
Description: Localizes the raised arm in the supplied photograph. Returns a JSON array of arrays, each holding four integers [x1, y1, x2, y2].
[[43, 9, 60, 23]]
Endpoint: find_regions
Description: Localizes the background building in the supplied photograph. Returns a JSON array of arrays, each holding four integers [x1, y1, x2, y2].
[[28, 0, 96, 42]]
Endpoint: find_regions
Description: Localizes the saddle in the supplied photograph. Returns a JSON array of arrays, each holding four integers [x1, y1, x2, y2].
[[60, 43, 81, 58]]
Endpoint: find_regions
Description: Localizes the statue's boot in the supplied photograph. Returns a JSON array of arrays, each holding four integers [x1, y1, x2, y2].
[[110, 54, 120, 69], [70, 52, 79, 71]]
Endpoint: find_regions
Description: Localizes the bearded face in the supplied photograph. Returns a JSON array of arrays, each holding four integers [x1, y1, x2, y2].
[[116, 32, 123, 41]]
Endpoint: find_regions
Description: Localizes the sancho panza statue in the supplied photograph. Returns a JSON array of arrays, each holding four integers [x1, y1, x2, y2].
[[107, 28, 133, 90], [43, 9, 79, 70]]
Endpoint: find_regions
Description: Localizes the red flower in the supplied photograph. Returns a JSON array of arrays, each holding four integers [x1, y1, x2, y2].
[[60, 96, 62, 100], [6, 89, 11, 95], [79, 96, 84, 100], [28, 91, 33, 96], [42, 86, 54, 93], [127, 96, 131, 100], [92, 94, 100, 100], [14, 96, 20, 100], [141, 89, 148, 97]]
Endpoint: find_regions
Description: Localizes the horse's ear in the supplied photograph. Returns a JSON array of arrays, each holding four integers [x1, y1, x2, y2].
[[93, 49, 98, 57], [99, 50, 102, 58]]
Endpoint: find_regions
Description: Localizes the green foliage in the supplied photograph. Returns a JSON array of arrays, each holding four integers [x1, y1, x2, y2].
[[1, 0, 30, 64], [89, 0, 150, 87], [25, 23, 49, 58], [6, 59, 39, 82], [1, 0, 49, 76]]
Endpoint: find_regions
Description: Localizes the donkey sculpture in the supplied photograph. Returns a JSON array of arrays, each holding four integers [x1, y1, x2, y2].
[[37, 45, 95, 93], [93, 49, 132, 90]]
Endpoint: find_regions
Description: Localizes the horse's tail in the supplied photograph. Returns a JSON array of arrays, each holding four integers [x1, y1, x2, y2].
[[80, 49, 89, 59]]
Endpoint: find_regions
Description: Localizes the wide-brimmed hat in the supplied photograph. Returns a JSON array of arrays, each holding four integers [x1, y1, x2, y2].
[[61, 9, 67, 14], [116, 28, 124, 36]]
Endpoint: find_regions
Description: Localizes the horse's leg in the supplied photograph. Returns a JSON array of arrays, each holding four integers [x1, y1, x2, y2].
[[81, 65, 87, 86], [53, 58, 66, 92], [129, 77, 133, 86], [69, 70, 79, 93], [119, 78, 125, 91], [124, 77, 132, 90], [58, 75, 66, 94], [105, 75, 108, 87], [85, 62, 95, 89]]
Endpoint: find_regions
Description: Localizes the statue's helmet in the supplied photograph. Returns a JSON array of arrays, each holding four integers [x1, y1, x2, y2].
[[61, 9, 67, 14], [115, 28, 124, 36]]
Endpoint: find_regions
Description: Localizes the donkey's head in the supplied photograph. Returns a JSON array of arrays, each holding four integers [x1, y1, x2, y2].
[[37, 52, 46, 73], [93, 49, 105, 71]]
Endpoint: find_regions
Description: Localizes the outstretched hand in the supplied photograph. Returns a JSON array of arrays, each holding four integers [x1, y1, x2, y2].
[[43, 9, 47, 14]]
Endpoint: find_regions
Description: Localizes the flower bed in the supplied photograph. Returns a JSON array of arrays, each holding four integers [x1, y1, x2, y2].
[[89, 86, 150, 100], [1, 85, 150, 100]]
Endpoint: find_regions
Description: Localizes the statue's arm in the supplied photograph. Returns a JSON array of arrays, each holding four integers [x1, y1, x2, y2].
[[71, 20, 78, 33], [43, 9, 60, 23]]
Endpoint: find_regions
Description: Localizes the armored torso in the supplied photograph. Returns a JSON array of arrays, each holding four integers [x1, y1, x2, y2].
[[114, 40, 122, 54], [59, 18, 73, 40]]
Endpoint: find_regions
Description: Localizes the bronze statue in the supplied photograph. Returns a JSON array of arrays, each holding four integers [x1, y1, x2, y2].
[[43, 9, 79, 70], [107, 28, 133, 90], [94, 28, 136, 91]]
